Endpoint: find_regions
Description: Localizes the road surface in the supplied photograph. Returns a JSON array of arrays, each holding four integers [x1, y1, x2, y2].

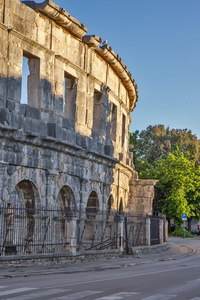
[[0, 237, 200, 299]]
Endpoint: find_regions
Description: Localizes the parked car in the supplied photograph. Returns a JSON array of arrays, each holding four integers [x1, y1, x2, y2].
[[170, 224, 177, 232], [195, 228, 200, 235]]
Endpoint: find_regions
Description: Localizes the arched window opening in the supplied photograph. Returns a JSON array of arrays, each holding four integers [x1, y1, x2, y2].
[[16, 180, 36, 253], [59, 186, 77, 218], [86, 191, 99, 219], [56, 186, 77, 253]]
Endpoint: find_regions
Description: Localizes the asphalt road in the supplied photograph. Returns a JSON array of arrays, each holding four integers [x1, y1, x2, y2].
[[0, 237, 200, 300]]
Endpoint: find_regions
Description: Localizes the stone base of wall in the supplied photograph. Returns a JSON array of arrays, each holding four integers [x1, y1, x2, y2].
[[0, 245, 169, 269], [131, 242, 169, 255], [0, 250, 122, 269]]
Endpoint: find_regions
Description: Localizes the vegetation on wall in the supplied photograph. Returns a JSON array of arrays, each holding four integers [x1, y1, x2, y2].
[[130, 125, 200, 228]]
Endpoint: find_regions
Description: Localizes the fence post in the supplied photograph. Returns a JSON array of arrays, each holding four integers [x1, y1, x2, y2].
[[119, 216, 124, 252], [146, 218, 151, 246], [164, 219, 168, 242], [114, 214, 124, 252], [159, 219, 163, 244], [68, 212, 78, 255]]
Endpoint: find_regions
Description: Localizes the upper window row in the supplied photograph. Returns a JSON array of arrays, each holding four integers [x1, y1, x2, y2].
[[21, 53, 126, 144]]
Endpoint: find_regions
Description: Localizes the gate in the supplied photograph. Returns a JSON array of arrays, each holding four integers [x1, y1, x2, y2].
[[150, 216, 160, 245], [123, 215, 146, 254]]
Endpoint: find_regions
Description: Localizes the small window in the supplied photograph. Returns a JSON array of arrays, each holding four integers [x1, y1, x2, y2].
[[111, 103, 117, 141], [21, 57, 29, 104], [21, 51, 40, 108], [93, 90, 103, 133], [122, 114, 126, 146], [63, 72, 77, 122]]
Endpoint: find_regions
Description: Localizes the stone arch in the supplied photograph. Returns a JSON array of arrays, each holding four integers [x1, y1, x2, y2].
[[53, 174, 79, 210], [86, 191, 99, 219], [6, 167, 43, 207], [14, 180, 40, 254], [58, 185, 77, 215], [55, 185, 78, 253], [16, 180, 37, 209]]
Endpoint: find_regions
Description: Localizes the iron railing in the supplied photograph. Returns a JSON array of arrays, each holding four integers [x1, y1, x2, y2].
[[0, 204, 164, 256]]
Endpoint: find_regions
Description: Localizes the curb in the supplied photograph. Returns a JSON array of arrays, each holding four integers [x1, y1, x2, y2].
[[0, 243, 196, 279]]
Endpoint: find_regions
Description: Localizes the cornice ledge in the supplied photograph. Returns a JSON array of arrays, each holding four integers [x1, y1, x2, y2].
[[96, 44, 138, 111], [82, 35, 102, 47], [22, 0, 88, 39]]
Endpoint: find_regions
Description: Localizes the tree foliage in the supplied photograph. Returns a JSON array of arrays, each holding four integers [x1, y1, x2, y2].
[[130, 125, 200, 224], [130, 125, 200, 169], [154, 152, 200, 223]]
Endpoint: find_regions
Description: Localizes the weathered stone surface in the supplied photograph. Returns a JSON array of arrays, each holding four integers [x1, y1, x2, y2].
[[0, 0, 159, 257]]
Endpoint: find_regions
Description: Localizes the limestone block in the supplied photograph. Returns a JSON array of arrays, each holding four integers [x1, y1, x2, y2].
[[55, 124, 65, 140], [47, 122, 56, 138], [7, 165, 17, 176], [76, 105, 86, 126], [62, 117, 75, 131], [21, 104, 41, 120], [0, 108, 11, 125], [65, 131, 76, 145], [76, 133, 82, 147], [0, 0, 4, 22], [6, 100, 15, 111], [82, 136, 89, 149], [7, 77, 21, 102], [104, 145, 114, 156]]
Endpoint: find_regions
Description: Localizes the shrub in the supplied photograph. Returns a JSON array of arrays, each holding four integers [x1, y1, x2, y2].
[[172, 226, 192, 238]]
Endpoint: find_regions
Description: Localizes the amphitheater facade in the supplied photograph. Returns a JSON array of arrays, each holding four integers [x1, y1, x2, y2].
[[0, 0, 163, 256]]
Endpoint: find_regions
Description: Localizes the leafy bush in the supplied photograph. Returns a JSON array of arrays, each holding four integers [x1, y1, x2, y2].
[[172, 226, 192, 238]]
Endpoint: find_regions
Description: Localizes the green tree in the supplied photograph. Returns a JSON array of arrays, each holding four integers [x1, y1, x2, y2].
[[130, 125, 200, 172], [150, 151, 200, 225], [129, 126, 200, 228]]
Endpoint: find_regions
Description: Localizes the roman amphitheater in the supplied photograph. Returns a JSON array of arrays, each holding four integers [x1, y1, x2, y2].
[[0, 0, 167, 258]]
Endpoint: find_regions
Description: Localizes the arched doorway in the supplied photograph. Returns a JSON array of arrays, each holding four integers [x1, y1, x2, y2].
[[58, 186, 77, 216], [15, 180, 38, 254], [82, 191, 100, 250], [86, 191, 99, 219], [57, 186, 77, 252]]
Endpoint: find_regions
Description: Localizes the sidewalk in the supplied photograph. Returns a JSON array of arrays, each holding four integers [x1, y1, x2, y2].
[[0, 238, 195, 279]]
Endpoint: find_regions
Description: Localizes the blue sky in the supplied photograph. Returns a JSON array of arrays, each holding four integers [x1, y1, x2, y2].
[[30, 0, 200, 139]]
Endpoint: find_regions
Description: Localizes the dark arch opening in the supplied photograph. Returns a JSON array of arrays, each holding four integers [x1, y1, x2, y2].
[[86, 191, 99, 219], [58, 186, 77, 217], [15, 180, 37, 253]]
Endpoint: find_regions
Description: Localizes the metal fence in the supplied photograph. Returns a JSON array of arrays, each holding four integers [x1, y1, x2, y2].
[[0, 204, 75, 256], [0, 204, 163, 256], [124, 215, 146, 253]]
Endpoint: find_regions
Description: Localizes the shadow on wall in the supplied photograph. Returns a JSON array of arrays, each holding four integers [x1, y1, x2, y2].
[[0, 75, 117, 208], [0, 76, 115, 157]]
